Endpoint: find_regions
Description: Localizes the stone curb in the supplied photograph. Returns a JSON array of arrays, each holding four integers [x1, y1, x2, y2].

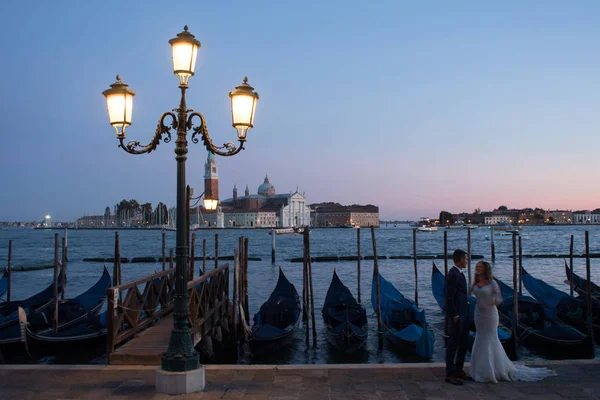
[[0, 359, 597, 371]]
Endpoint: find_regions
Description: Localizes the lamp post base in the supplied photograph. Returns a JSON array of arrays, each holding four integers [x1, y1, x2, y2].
[[155, 365, 205, 395]]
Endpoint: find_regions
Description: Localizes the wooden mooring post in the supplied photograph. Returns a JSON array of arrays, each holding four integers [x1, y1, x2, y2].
[[61, 236, 67, 300], [53, 233, 59, 334], [518, 236, 523, 295], [569, 235, 574, 296], [215, 234, 219, 270], [357, 227, 361, 303], [491, 226, 496, 262], [190, 233, 196, 281], [244, 237, 249, 321], [271, 229, 276, 263], [161, 231, 166, 271], [467, 227, 472, 286], [169, 248, 174, 269], [511, 232, 519, 358], [203, 239, 207, 275], [443, 230, 448, 275], [585, 231, 594, 343], [306, 228, 317, 347], [64, 228, 68, 262], [371, 226, 382, 349], [113, 232, 120, 287], [412, 228, 418, 307], [7, 240, 12, 302], [233, 248, 239, 340], [302, 231, 309, 345]]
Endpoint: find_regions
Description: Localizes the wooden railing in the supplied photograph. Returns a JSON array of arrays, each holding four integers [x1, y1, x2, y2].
[[106, 263, 230, 356], [106, 268, 175, 355], [188, 264, 230, 344]]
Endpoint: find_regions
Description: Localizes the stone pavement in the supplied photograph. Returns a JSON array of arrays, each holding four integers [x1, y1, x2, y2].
[[0, 360, 599, 400]]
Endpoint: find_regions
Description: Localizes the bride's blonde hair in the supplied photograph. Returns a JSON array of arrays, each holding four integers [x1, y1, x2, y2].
[[476, 261, 493, 282]]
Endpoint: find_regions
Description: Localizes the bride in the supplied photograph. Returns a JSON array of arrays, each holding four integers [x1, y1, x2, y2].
[[469, 261, 556, 383]]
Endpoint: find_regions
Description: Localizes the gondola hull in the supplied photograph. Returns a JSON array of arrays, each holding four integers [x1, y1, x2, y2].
[[249, 268, 301, 354], [373, 270, 434, 359], [522, 268, 600, 344], [322, 270, 368, 354], [495, 277, 594, 358], [325, 321, 368, 353]]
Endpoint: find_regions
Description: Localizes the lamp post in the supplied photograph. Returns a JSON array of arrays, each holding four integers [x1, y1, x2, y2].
[[102, 26, 258, 393]]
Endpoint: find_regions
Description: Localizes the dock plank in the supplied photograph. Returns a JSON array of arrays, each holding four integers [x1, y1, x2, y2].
[[109, 315, 173, 365]]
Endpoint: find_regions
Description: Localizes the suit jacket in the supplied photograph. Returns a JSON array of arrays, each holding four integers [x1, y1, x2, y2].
[[445, 267, 469, 319]]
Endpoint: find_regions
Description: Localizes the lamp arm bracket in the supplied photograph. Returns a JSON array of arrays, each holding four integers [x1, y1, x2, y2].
[[118, 112, 177, 155], [188, 112, 245, 157]]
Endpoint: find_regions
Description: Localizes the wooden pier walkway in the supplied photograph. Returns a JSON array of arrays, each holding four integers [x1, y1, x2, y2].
[[106, 264, 231, 366], [109, 315, 172, 365]]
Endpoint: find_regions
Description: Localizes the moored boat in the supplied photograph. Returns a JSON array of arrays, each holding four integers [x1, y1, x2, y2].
[[522, 268, 600, 343], [372, 270, 434, 359], [27, 266, 111, 336], [322, 270, 367, 353], [494, 276, 593, 359], [565, 262, 600, 299], [0, 269, 8, 301], [249, 268, 300, 352]]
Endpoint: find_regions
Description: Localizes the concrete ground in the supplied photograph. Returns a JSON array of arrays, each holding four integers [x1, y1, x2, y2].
[[0, 360, 599, 400]]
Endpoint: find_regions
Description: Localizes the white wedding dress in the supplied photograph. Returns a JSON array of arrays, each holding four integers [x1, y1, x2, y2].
[[470, 281, 557, 383]]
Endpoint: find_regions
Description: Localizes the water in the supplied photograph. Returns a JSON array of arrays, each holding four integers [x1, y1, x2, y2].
[[1, 225, 598, 364]]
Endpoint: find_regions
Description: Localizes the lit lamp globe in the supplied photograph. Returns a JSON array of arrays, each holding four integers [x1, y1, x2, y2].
[[102, 75, 135, 137], [229, 77, 259, 141], [203, 198, 219, 211], [169, 26, 201, 86]]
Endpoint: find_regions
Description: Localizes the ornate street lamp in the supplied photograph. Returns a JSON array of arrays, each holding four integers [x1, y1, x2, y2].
[[102, 26, 258, 392]]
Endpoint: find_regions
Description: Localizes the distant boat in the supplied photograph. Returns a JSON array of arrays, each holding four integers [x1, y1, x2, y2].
[[322, 270, 368, 353], [447, 222, 479, 230], [372, 270, 434, 359], [269, 228, 294, 235], [417, 225, 438, 232], [492, 222, 521, 231], [249, 268, 300, 352]]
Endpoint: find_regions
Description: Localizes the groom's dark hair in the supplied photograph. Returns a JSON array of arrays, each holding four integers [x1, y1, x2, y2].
[[453, 249, 467, 263]]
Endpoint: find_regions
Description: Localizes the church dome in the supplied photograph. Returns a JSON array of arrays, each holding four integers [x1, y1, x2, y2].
[[257, 175, 276, 196]]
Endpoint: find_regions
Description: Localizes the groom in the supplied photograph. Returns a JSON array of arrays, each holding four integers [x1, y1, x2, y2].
[[445, 249, 472, 385]]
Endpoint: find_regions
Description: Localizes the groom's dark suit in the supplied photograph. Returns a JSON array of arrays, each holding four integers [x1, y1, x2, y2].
[[445, 266, 470, 378]]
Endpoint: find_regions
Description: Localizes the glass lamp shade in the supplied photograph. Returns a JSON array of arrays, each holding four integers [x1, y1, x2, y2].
[[169, 26, 201, 86], [102, 75, 135, 137], [229, 77, 259, 140], [203, 198, 219, 211]]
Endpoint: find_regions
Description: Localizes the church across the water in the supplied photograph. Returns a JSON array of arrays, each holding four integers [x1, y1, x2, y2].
[[193, 152, 310, 228], [220, 175, 310, 228]]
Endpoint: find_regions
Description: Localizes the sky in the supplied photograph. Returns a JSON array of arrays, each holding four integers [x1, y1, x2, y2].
[[1, 1, 599, 221]]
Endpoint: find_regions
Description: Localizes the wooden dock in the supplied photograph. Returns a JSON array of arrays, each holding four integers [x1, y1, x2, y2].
[[109, 315, 172, 365]]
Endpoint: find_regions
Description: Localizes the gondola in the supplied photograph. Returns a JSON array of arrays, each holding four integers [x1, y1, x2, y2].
[[322, 269, 368, 353], [0, 269, 8, 300], [430, 262, 514, 355], [27, 266, 111, 335], [249, 268, 300, 352], [23, 310, 108, 361], [565, 261, 600, 299], [494, 276, 594, 359], [372, 269, 434, 359], [0, 266, 66, 359], [522, 268, 600, 343]]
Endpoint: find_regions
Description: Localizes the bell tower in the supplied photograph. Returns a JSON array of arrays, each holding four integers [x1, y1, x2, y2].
[[204, 151, 219, 203]]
